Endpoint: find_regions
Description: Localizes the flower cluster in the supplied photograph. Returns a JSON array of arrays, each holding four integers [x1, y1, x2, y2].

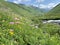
[[9, 29, 14, 35], [9, 17, 20, 25]]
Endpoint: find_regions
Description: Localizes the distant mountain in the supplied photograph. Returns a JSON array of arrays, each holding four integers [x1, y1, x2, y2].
[[44, 4, 60, 19], [1, 0, 44, 17]]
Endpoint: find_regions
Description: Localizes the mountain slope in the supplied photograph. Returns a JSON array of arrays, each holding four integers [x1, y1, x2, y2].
[[43, 4, 60, 19], [0, 0, 44, 45], [0, 0, 41, 44], [0, 0, 44, 18]]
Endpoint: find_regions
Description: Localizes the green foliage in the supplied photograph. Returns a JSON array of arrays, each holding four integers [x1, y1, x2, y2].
[[41, 23, 60, 35]]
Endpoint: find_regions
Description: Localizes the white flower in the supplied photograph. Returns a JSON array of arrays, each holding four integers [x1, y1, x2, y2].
[[14, 17, 20, 20]]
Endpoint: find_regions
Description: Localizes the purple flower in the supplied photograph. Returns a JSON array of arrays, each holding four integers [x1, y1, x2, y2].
[[10, 22, 14, 24]]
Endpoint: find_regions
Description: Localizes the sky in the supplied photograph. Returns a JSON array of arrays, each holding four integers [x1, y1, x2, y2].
[[5, 0, 60, 9]]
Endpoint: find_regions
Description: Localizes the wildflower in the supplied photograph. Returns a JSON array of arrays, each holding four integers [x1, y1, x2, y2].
[[14, 17, 20, 20], [9, 29, 14, 35], [9, 22, 14, 24], [35, 26, 38, 28]]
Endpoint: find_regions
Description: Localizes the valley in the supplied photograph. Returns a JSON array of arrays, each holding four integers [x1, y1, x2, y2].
[[0, 0, 60, 45]]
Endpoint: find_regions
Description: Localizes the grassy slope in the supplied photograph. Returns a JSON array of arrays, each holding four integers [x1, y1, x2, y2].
[[44, 4, 60, 19], [0, 0, 44, 45], [0, 0, 60, 45]]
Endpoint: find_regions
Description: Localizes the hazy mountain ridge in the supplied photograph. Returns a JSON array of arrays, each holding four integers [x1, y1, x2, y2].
[[2, 0, 44, 17]]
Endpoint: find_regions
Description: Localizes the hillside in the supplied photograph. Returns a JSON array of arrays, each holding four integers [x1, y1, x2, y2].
[[0, 0, 45, 45], [43, 4, 60, 19], [0, 0, 44, 18]]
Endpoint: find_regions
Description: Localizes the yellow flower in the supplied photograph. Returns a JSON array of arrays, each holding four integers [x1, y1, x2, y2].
[[2, 44, 4, 45], [9, 29, 14, 35]]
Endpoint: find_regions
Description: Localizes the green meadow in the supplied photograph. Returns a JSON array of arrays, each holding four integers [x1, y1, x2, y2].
[[0, 0, 60, 45]]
